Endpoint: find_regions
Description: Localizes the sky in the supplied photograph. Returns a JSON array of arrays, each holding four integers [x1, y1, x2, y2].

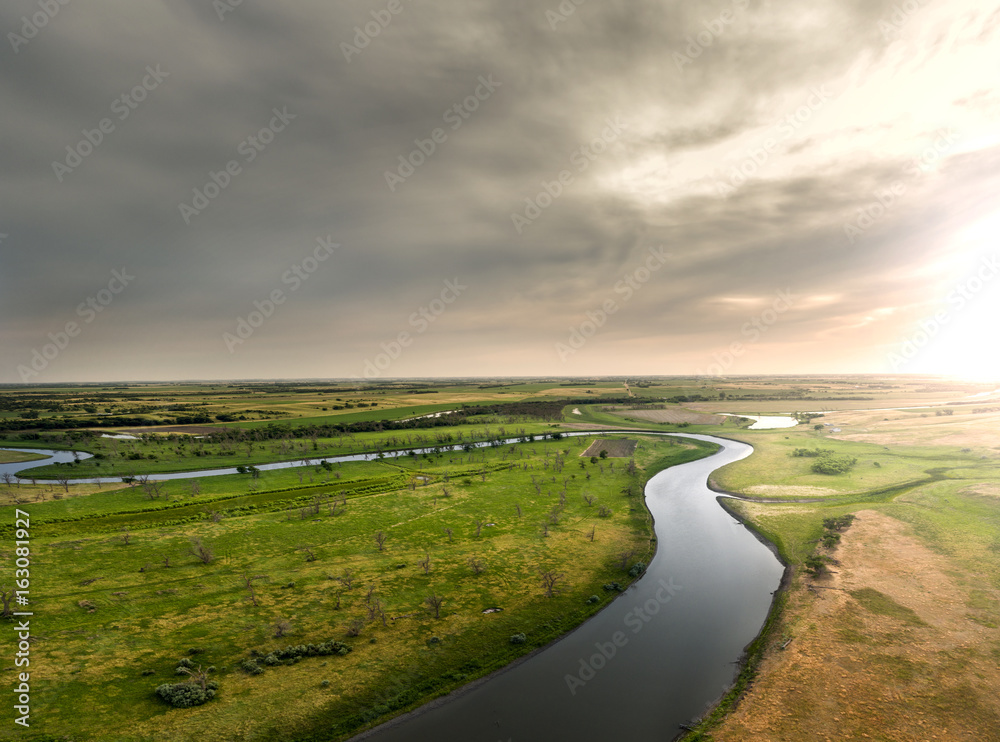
[[2, 0, 1000, 383]]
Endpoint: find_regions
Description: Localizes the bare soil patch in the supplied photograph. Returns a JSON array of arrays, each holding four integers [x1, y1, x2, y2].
[[582, 438, 637, 458], [712, 510, 1000, 741]]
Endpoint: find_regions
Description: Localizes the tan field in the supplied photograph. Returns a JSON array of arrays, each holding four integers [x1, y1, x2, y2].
[[713, 509, 1000, 741]]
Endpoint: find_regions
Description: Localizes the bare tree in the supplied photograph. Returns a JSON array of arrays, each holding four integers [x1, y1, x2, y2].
[[273, 619, 293, 638], [425, 594, 444, 619], [418, 552, 431, 574], [0, 586, 14, 618], [583, 494, 595, 506], [615, 549, 636, 571], [367, 598, 387, 626], [332, 589, 342, 610], [374, 531, 387, 552], [241, 573, 266, 607], [57, 475, 70, 493], [1, 472, 15, 490], [338, 570, 354, 590], [142, 480, 164, 500], [188, 479, 201, 497], [541, 522, 549, 537], [515, 503, 522, 518], [443, 527, 453, 543], [176, 664, 210, 692], [540, 570, 564, 598], [346, 618, 365, 637], [598, 505, 612, 518], [189, 538, 214, 564], [365, 583, 377, 606], [468, 557, 485, 575], [474, 518, 485, 537], [120, 529, 132, 546], [587, 526, 596, 542]]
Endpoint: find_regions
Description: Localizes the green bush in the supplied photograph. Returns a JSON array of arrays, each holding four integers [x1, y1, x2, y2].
[[586, 595, 600, 604], [240, 659, 263, 675], [603, 582, 623, 592], [628, 561, 647, 578], [791, 448, 833, 458], [509, 633, 526, 645], [155, 680, 219, 708], [811, 454, 857, 475]]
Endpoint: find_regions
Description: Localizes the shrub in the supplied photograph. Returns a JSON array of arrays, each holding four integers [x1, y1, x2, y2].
[[792, 447, 834, 457], [240, 659, 264, 675], [823, 514, 856, 531], [509, 633, 527, 645], [628, 561, 647, 578], [603, 582, 623, 592], [804, 555, 832, 576], [155, 680, 219, 708], [586, 595, 600, 604], [176, 657, 194, 669], [811, 455, 858, 475]]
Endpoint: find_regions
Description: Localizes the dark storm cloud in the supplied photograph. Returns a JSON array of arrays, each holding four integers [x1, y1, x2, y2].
[[1, 0, 998, 381]]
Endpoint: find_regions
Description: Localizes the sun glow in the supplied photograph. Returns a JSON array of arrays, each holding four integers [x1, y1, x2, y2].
[[905, 273, 1000, 382]]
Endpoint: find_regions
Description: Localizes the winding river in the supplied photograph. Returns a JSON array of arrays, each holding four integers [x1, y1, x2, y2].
[[1, 433, 784, 740], [351, 434, 784, 741]]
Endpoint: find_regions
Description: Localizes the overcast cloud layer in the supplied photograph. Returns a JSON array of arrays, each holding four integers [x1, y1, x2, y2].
[[2, 0, 999, 383]]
